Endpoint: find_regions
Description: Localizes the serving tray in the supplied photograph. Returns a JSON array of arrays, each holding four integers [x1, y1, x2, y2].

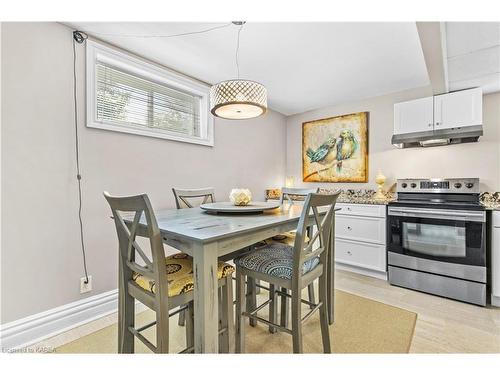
[[200, 201, 280, 214]]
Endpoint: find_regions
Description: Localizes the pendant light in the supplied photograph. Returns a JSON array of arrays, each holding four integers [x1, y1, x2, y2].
[[210, 22, 267, 120]]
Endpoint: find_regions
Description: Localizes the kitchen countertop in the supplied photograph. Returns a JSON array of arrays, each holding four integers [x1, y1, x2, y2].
[[480, 192, 500, 210], [265, 189, 500, 209], [329, 190, 500, 209], [265, 188, 395, 205], [320, 189, 395, 205]]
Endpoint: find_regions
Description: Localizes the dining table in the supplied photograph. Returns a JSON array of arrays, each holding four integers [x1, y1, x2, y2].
[[127, 202, 339, 353]]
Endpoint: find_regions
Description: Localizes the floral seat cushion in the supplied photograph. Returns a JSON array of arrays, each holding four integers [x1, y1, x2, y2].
[[133, 253, 235, 297], [234, 242, 319, 280]]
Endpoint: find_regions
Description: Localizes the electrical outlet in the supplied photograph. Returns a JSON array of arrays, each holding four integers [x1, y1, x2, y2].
[[80, 276, 93, 294]]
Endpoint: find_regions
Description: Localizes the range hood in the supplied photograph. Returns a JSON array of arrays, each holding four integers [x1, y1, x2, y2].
[[391, 125, 483, 149]]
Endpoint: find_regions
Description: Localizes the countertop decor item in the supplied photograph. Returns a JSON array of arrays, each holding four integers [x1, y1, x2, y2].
[[374, 171, 387, 200], [229, 188, 252, 206], [303, 112, 368, 182], [210, 22, 267, 119], [265, 188, 281, 201], [200, 201, 280, 214]]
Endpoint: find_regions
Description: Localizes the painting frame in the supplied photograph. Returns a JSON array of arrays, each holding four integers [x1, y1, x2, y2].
[[302, 112, 369, 183]]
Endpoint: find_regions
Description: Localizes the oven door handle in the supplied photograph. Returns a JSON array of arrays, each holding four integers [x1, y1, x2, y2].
[[388, 207, 486, 222]]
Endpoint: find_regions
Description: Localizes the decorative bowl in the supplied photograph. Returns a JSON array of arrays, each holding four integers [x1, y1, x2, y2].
[[229, 188, 252, 206]]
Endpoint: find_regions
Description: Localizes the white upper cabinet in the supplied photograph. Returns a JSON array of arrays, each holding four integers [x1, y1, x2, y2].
[[394, 88, 483, 135], [433, 88, 483, 130], [394, 97, 434, 134]]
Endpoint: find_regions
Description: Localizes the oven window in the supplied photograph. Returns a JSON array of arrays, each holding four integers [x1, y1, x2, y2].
[[402, 222, 466, 257]]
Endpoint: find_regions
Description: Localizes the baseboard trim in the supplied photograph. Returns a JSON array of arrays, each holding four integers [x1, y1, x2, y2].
[[0, 289, 139, 350], [335, 262, 388, 280]]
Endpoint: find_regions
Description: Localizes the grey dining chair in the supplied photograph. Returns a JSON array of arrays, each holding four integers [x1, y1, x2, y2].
[[234, 191, 340, 353], [171, 187, 258, 328], [267, 187, 319, 332], [104, 192, 235, 353], [172, 187, 216, 209], [172, 187, 216, 327]]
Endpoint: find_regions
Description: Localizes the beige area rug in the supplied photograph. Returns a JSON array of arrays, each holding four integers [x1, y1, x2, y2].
[[56, 290, 417, 354]]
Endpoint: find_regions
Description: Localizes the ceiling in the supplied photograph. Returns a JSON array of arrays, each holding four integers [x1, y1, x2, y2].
[[445, 22, 500, 94], [68, 22, 430, 115]]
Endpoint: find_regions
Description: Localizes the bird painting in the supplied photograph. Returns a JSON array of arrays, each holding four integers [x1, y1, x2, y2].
[[305, 129, 358, 173], [302, 112, 368, 183]]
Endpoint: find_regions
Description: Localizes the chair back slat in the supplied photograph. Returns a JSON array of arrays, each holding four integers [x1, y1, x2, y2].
[[104, 192, 168, 299], [127, 262, 154, 279], [292, 191, 340, 284], [172, 187, 216, 209], [124, 211, 154, 270], [280, 187, 319, 204]]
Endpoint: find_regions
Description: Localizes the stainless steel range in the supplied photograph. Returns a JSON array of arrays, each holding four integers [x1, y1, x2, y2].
[[387, 178, 487, 306]]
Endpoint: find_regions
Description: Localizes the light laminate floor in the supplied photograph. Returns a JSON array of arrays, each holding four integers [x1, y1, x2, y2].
[[29, 269, 500, 353]]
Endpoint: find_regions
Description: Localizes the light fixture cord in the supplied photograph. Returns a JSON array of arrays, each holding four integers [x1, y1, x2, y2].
[[80, 23, 232, 38], [72, 31, 90, 284], [235, 23, 243, 79]]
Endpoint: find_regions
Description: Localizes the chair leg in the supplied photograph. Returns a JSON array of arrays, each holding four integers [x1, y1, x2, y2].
[[247, 277, 257, 327], [235, 270, 246, 353], [291, 288, 303, 354], [280, 287, 289, 329], [319, 274, 331, 353], [218, 287, 225, 353], [219, 276, 234, 353], [178, 307, 186, 326], [118, 266, 135, 353], [307, 282, 316, 310], [225, 275, 235, 352], [255, 279, 261, 294], [156, 299, 169, 353], [185, 301, 194, 351], [269, 284, 277, 333]]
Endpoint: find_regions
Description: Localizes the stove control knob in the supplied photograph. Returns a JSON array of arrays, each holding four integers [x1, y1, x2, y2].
[[410, 183, 417, 188], [465, 183, 474, 189], [401, 183, 407, 188], [454, 182, 462, 189]]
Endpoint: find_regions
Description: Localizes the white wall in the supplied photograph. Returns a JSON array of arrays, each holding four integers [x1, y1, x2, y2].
[[0, 22, 286, 323], [286, 87, 500, 192]]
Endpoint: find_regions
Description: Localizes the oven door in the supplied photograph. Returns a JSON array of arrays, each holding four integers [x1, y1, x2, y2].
[[387, 206, 486, 267]]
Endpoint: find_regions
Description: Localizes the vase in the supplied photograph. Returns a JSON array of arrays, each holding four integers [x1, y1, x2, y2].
[[374, 171, 386, 200]]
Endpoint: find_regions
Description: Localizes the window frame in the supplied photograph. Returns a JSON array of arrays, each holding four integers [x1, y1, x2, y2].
[[86, 40, 214, 147]]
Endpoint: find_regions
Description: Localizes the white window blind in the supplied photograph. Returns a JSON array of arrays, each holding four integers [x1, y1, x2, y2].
[[87, 41, 213, 146]]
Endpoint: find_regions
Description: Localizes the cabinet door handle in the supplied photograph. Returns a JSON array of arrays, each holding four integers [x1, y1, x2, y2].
[[346, 207, 351, 211], [347, 226, 352, 230], [347, 251, 352, 255], [428, 123, 432, 127], [436, 122, 441, 126]]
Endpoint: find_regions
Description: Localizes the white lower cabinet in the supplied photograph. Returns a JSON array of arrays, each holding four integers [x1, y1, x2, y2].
[[335, 203, 387, 278], [335, 215, 386, 244], [335, 239, 386, 271]]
